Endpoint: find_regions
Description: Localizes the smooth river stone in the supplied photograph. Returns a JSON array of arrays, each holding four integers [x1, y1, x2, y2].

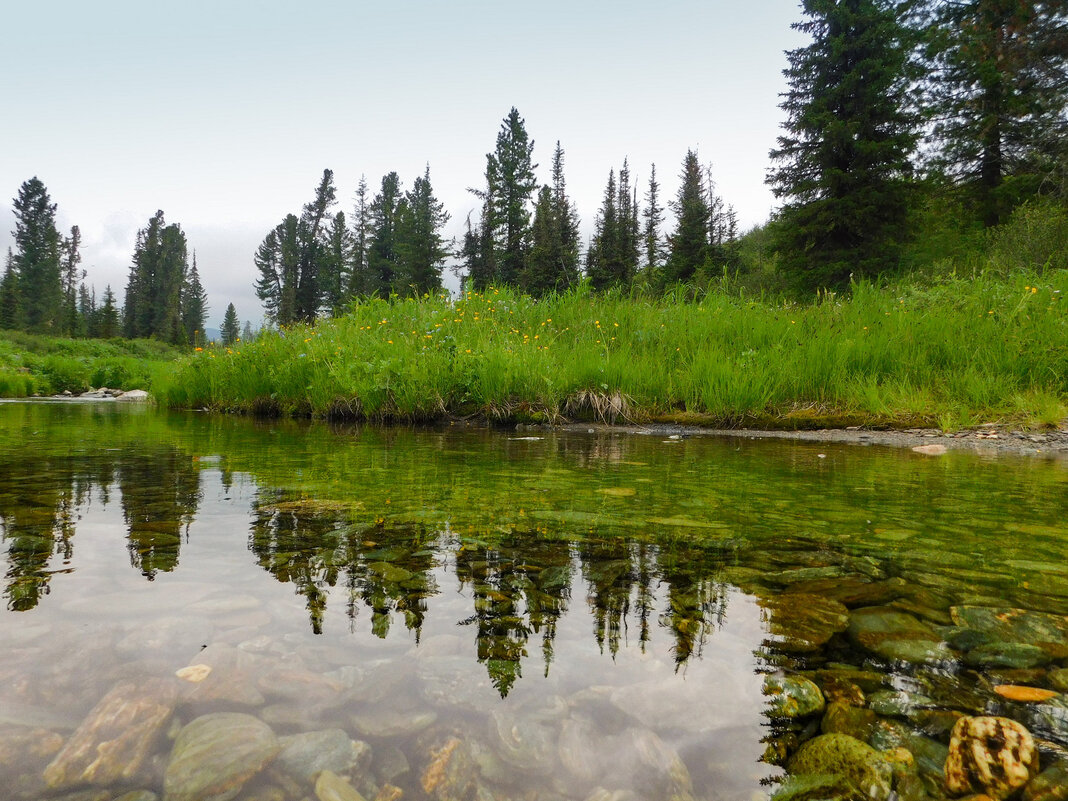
[[763, 674, 825, 719], [163, 713, 280, 801], [315, 769, 368, 801], [181, 643, 266, 706], [786, 733, 892, 801], [847, 606, 954, 665], [275, 729, 372, 785], [759, 594, 850, 653], [1024, 762, 1068, 801], [44, 678, 177, 788], [964, 642, 1053, 669]]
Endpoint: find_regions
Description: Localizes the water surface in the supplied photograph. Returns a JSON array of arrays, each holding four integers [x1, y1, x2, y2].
[[2, 403, 1067, 800]]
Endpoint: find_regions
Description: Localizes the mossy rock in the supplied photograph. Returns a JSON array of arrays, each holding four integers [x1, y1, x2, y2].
[[787, 734, 892, 801], [764, 675, 826, 719]]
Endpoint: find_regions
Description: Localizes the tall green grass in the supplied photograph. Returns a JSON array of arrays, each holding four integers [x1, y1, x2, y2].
[[0, 333, 182, 396], [156, 270, 1068, 429]]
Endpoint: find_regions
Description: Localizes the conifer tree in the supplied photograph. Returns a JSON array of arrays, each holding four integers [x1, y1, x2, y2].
[[181, 254, 208, 346], [921, 0, 1068, 225], [484, 108, 538, 286], [320, 211, 353, 314], [254, 169, 336, 324], [523, 142, 581, 296], [241, 320, 254, 342], [98, 285, 120, 339], [77, 283, 95, 338], [366, 172, 403, 296], [0, 248, 19, 330], [60, 225, 83, 336], [461, 203, 496, 293], [642, 165, 665, 275], [221, 303, 240, 346], [664, 150, 710, 286], [395, 165, 450, 296], [587, 169, 620, 290], [123, 210, 189, 343], [768, 0, 919, 290], [12, 177, 63, 332], [348, 176, 372, 298]]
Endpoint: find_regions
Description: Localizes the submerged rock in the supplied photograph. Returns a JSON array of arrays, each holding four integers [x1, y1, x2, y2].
[[760, 594, 850, 653], [786, 733, 892, 801], [163, 712, 280, 801], [1024, 761, 1068, 801], [315, 769, 368, 801], [944, 715, 1039, 799], [43, 678, 177, 789], [276, 729, 371, 785], [820, 701, 877, 741], [847, 606, 953, 665], [420, 737, 478, 801], [763, 674, 826, 719]]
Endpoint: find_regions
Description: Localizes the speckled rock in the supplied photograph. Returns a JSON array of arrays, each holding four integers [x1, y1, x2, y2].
[[787, 733, 892, 801], [944, 716, 1039, 799], [43, 678, 177, 788], [867, 689, 936, 718], [163, 713, 280, 801], [764, 674, 826, 719]]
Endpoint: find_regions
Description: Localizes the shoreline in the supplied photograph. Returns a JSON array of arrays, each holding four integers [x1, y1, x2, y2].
[[551, 420, 1068, 459]]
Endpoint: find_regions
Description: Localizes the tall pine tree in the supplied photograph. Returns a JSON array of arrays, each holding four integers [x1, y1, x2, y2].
[[523, 142, 581, 296], [395, 165, 451, 296], [768, 0, 919, 291], [922, 0, 1068, 225], [60, 225, 83, 336], [221, 303, 240, 346], [181, 254, 208, 346], [12, 177, 63, 332], [348, 176, 372, 299], [484, 108, 538, 287], [642, 165, 666, 276], [0, 249, 19, 330], [123, 210, 189, 343], [366, 172, 403, 297], [664, 150, 711, 286]]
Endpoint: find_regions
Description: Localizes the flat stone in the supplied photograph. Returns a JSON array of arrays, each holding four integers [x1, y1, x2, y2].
[[163, 713, 280, 801], [116, 389, 151, 403], [964, 642, 1052, 669], [44, 678, 177, 788]]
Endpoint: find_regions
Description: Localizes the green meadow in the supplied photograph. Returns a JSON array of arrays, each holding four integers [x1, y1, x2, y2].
[[155, 269, 1067, 431]]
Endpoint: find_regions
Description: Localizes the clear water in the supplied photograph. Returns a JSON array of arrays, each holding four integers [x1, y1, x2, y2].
[[1, 402, 1067, 800]]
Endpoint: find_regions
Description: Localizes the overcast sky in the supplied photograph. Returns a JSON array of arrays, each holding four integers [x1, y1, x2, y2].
[[0, 1, 806, 328]]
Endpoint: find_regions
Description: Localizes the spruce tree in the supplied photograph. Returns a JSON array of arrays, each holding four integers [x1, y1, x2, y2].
[[254, 170, 336, 325], [461, 203, 496, 293], [241, 320, 254, 342], [587, 169, 620, 290], [77, 283, 95, 338], [642, 165, 666, 275], [523, 142, 581, 296], [181, 254, 208, 346], [98, 285, 120, 339], [664, 150, 710, 286], [768, 0, 919, 291], [0, 248, 19, 330], [484, 108, 538, 286], [12, 177, 63, 332], [922, 0, 1068, 225], [366, 172, 403, 296], [320, 211, 353, 314], [221, 303, 240, 346], [60, 225, 83, 336], [349, 176, 372, 298], [123, 210, 189, 343], [395, 165, 450, 296]]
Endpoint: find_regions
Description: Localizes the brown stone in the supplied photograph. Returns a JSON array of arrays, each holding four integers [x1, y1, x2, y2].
[[43, 678, 177, 788], [945, 716, 1039, 800]]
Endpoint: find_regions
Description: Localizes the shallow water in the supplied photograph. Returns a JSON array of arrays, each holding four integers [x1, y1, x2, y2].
[[1, 402, 1067, 800]]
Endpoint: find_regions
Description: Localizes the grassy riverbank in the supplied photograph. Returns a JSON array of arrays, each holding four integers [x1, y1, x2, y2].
[[156, 270, 1067, 430], [0, 332, 182, 397]]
